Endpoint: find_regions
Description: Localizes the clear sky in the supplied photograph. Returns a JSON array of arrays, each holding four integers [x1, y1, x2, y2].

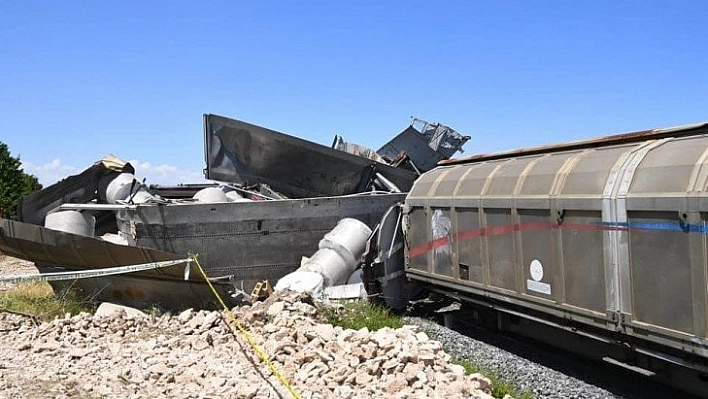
[[1, 1, 707, 186]]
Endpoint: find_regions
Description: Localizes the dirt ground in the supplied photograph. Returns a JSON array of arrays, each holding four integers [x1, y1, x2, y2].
[[0, 254, 39, 291]]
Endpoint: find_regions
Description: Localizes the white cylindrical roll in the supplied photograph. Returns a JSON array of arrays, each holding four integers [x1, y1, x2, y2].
[[45, 211, 96, 237], [301, 248, 350, 287], [274, 271, 324, 294], [193, 187, 228, 203], [318, 218, 372, 266], [104, 173, 138, 204]]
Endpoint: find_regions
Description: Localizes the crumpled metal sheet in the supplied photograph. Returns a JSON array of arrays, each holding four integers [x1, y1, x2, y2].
[[377, 121, 470, 172], [0, 218, 185, 281]]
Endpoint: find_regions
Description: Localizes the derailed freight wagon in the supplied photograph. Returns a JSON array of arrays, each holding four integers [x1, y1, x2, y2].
[[393, 122, 708, 393], [0, 114, 468, 309]]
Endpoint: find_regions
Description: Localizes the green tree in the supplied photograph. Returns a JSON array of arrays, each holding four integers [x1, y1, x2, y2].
[[0, 142, 43, 219]]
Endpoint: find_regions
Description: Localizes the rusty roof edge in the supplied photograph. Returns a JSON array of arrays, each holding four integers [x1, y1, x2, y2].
[[439, 122, 708, 166]]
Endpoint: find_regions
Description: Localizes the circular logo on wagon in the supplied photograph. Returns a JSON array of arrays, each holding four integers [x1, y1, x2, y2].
[[530, 259, 544, 282]]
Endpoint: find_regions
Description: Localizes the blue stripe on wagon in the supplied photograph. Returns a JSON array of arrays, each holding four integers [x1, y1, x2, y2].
[[598, 221, 708, 234]]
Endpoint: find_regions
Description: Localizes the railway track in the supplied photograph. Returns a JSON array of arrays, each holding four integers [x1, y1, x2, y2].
[[405, 301, 705, 398]]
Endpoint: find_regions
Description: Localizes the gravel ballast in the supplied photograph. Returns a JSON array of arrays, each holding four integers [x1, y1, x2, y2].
[[404, 317, 615, 398], [404, 315, 703, 399]]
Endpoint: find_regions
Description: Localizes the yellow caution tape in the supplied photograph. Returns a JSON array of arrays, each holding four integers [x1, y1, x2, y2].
[[189, 254, 301, 399]]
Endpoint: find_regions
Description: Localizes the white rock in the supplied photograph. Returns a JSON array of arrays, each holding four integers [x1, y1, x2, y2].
[[190, 336, 212, 351], [415, 331, 429, 342], [240, 383, 259, 398], [177, 308, 194, 323], [266, 301, 285, 317], [94, 303, 147, 319], [449, 363, 466, 376], [384, 373, 408, 393], [201, 312, 221, 329]]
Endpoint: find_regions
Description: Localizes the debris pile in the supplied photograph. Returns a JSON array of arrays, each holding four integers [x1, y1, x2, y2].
[[0, 291, 494, 398], [2, 115, 469, 309]]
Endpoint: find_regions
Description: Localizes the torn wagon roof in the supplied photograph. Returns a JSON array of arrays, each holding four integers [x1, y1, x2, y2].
[[377, 118, 470, 173]]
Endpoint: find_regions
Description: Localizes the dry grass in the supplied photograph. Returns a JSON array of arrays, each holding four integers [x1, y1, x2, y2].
[[0, 281, 96, 321]]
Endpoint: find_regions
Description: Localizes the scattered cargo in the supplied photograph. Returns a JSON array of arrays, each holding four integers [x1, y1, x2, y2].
[[275, 218, 372, 296]]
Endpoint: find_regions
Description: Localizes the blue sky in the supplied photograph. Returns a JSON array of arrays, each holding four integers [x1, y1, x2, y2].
[[1, 1, 707, 186]]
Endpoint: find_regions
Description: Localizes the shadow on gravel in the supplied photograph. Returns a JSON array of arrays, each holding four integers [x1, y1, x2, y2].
[[439, 309, 702, 399], [220, 315, 286, 399]]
